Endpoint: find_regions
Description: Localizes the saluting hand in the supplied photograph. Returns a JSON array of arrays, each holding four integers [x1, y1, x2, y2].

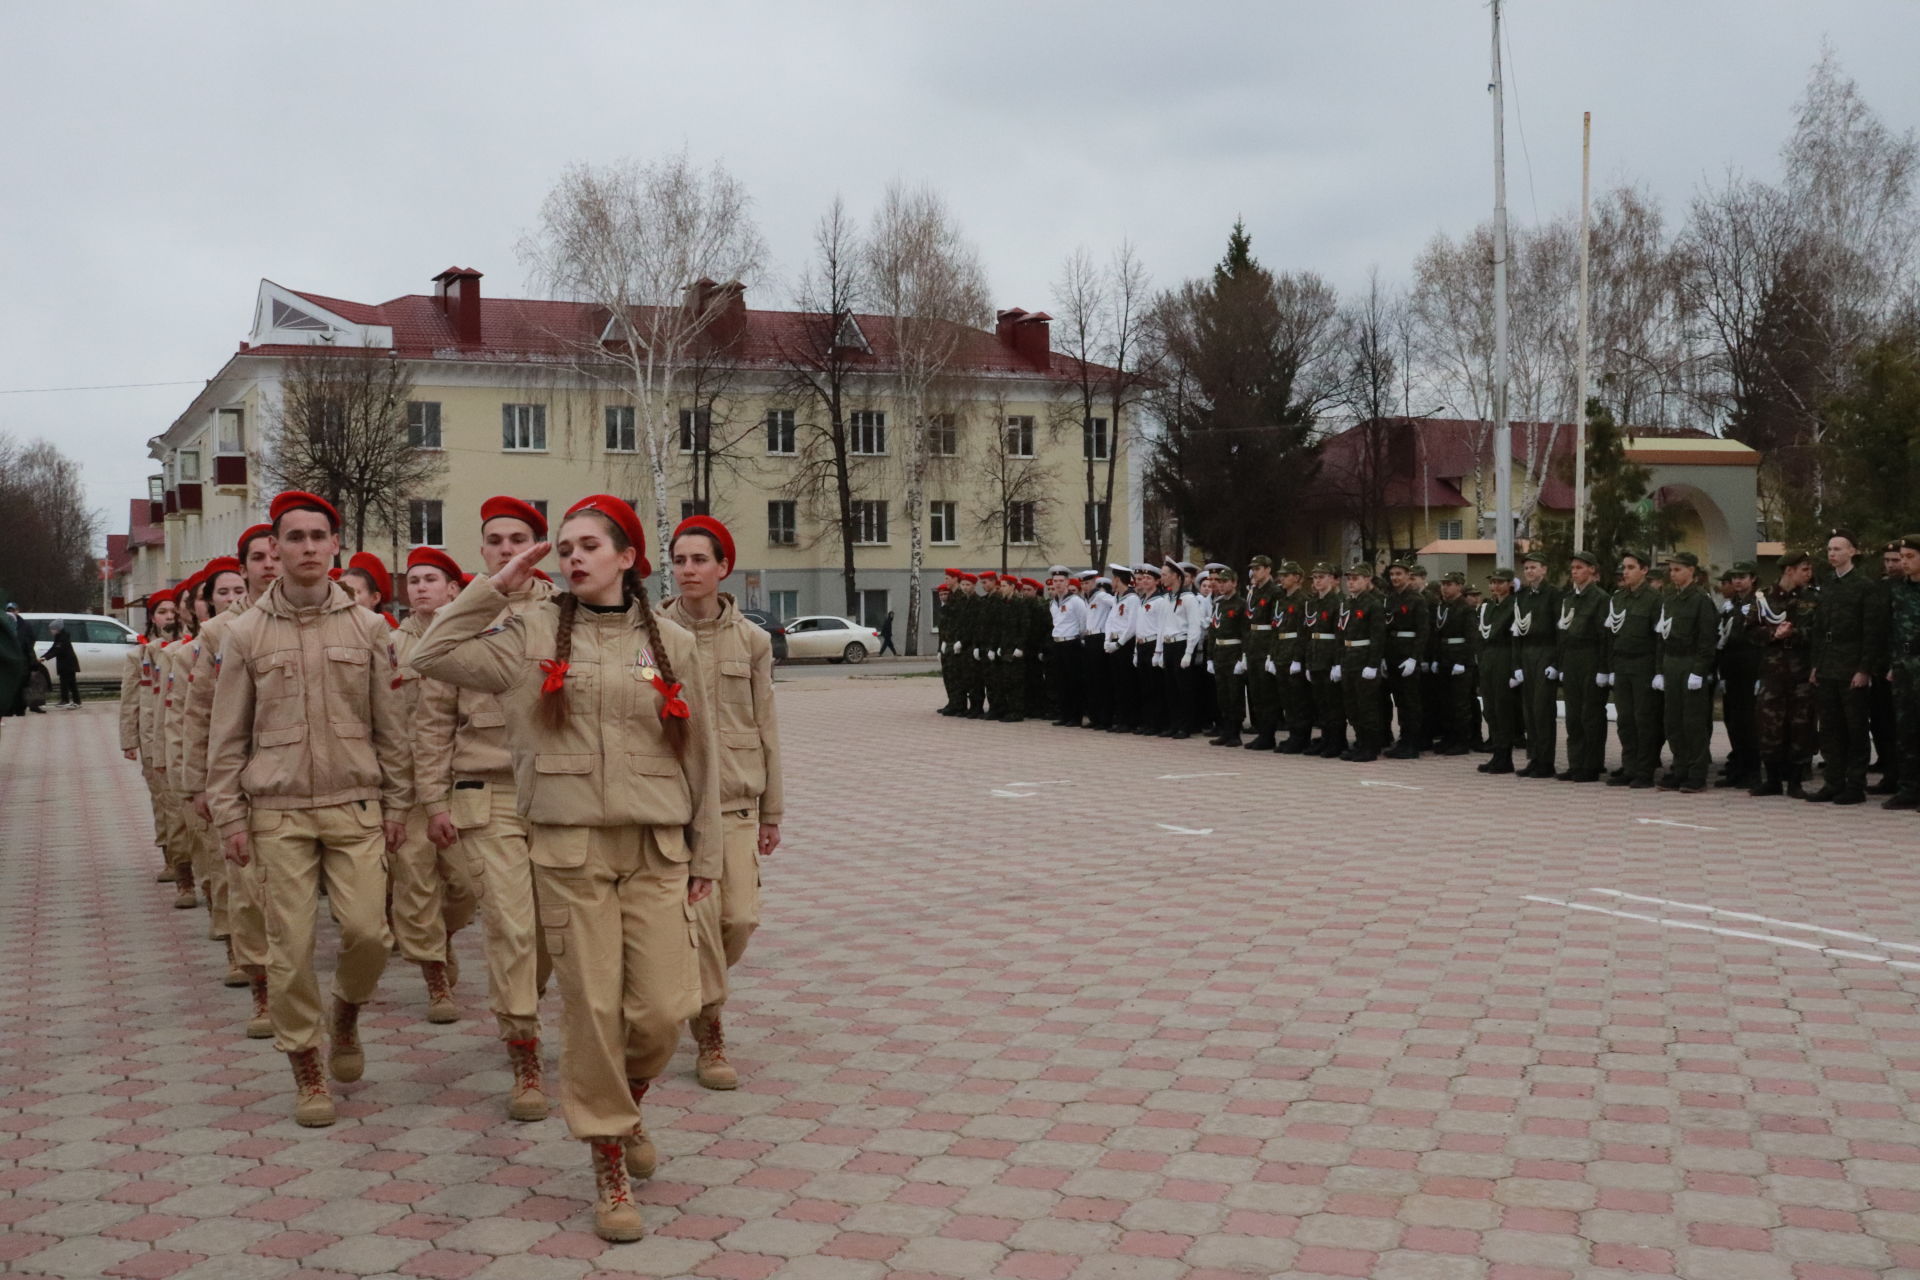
[[491, 540, 553, 595]]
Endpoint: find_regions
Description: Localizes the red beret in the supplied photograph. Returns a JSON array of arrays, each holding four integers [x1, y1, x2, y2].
[[406, 546, 463, 581], [958, 572, 978, 583], [935, 581, 952, 592], [269, 490, 340, 530], [236, 523, 274, 560], [978, 571, 998, 582], [481, 496, 548, 539], [1023, 578, 1044, 591], [202, 557, 242, 581], [943, 567, 962, 578], [563, 495, 651, 578], [147, 587, 174, 606], [327, 566, 343, 580], [670, 515, 735, 579], [347, 552, 392, 604]]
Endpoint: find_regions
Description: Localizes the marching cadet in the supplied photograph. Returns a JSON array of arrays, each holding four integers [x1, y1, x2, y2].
[[1336, 563, 1388, 761], [933, 577, 959, 714], [1103, 565, 1143, 733], [1382, 561, 1429, 758], [148, 579, 201, 909], [338, 552, 399, 628], [1079, 570, 1113, 730], [1808, 529, 1887, 805], [1207, 565, 1249, 746], [413, 495, 558, 1122], [1473, 567, 1519, 774], [987, 574, 1028, 723], [1274, 561, 1314, 754], [1554, 550, 1610, 783], [1409, 564, 1444, 751], [1511, 551, 1561, 778], [120, 590, 176, 887], [1242, 555, 1281, 750], [1303, 564, 1345, 757], [1750, 551, 1819, 797], [411, 495, 720, 1243], [207, 491, 410, 1128], [176, 560, 249, 972], [1431, 572, 1475, 755], [663, 515, 784, 1092], [1019, 577, 1050, 718], [1652, 551, 1719, 793], [959, 573, 987, 718], [1603, 550, 1663, 789], [1715, 562, 1764, 789], [1131, 565, 1168, 734], [1155, 559, 1204, 739], [1047, 566, 1089, 727], [1884, 534, 1920, 810], [132, 589, 191, 899], [1873, 541, 1905, 795], [391, 547, 481, 1025], [156, 568, 213, 912]]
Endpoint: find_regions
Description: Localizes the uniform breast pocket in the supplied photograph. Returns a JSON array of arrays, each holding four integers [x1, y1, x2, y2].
[[324, 646, 372, 718], [719, 659, 753, 706], [251, 650, 302, 700], [720, 728, 766, 796]]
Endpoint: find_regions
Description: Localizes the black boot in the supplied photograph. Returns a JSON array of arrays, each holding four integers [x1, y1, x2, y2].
[[1477, 750, 1514, 774], [1244, 734, 1277, 751], [1785, 764, 1809, 800], [1749, 764, 1783, 797]]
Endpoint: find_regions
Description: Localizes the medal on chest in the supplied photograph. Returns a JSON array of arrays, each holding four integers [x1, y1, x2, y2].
[[1604, 600, 1626, 633]]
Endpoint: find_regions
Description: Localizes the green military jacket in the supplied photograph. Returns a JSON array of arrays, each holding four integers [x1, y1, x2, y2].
[[1555, 583, 1609, 671], [1384, 587, 1430, 663], [1210, 591, 1249, 664], [1888, 577, 1920, 670], [941, 589, 971, 651], [1246, 578, 1279, 654], [1274, 587, 1308, 666], [1717, 590, 1763, 674], [1812, 567, 1888, 680], [1655, 583, 1720, 678], [1473, 594, 1516, 672], [1752, 584, 1816, 672], [1433, 595, 1474, 669], [1302, 590, 1341, 673], [1604, 583, 1661, 676], [1338, 589, 1388, 671], [1511, 581, 1561, 655]]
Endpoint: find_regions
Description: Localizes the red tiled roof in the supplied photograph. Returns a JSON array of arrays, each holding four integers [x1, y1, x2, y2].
[[259, 287, 1113, 382], [128, 498, 163, 548], [106, 534, 131, 575]]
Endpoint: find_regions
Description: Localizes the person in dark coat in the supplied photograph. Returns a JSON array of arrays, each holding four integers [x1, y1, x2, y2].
[[5, 604, 47, 715], [46, 620, 81, 708]]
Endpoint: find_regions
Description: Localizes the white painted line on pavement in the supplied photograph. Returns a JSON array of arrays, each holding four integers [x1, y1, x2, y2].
[[1359, 779, 1422, 791], [1157, 771, 1240, 780], [1634, 817, 1721, 831], [1589, 888, 1920, 955], [1156, 823, 1213, 835], [1522, 895, 1920, 972], [1003, 780, 1070, 787], [990, 789, 1037, 798]]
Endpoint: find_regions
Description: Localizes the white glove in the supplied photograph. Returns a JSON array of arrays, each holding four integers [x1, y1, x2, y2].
[[1206, 659, 1215, 674], [1304, 667, 1314, 683], [1595, 673, 1608, 688], [1687, 673, 1704, 691], [1179, 649, 1193, 670], [1754, 679, 1762, 696], [1508, 672, 1524, 689], [1362, 666, 1379, 680], [1151, 650, 1165, 669], [1451, 663, 1466, 676], [1289, 660, 1302, 676], [1330, 664, 1343, 683], [973, 648, 982, 660], [1104, 639, 1118, 654], [1652, 674, 1666, 691], [1545, 665, 1559, 682], [1011, 648, 1023, 659], [1234, 658, 1247, 676], [1399, 658, 1417, 678], [1265, 657, 1278, 675]]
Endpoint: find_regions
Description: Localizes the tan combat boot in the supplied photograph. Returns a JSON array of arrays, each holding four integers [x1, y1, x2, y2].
[[691, 1007, 738, 1091], [443, 941, 459, 991], [204, 887, 220, 941], [589, 1140, 645, 1242], [173, 863, 198, 910], [289, 1048, 335, 1127], [420, 960, 457, 1024], [154, 862, 176, 883], [246, 968, 272, 1038], [506, 1039, 549, 1122], [223, 939, 248, 988], [623, 1078, 657, 1179], [328, 1000, 365, 1083]]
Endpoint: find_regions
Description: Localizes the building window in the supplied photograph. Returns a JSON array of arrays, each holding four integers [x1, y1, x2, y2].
[[766, 409, 795, 455], [216, 408, 245, 454], [770, 589, 798, 623], [678, 408, 711, 453], [853, 500, 889, 545], [605, 406, 636, 452], [409, 499, 445, 547], [177, 449, 201, 482], [768, 501, 797, 546], [1084, 501, 1109, 545], [680, 499, 709, 521], [930, 500, 958, 545], [1007, 501, 1037, 545], [502, 404, 547, 451], [148, 475, 163, 502], [1005, 415, 1036, 458], [530, 500, 549, 523], [927, 413, 957, 458], [408, 401, 442, 449], [1436, 518, 1465, 541], [1083, 416, 1111, 461], [850, 410, 886, 455]]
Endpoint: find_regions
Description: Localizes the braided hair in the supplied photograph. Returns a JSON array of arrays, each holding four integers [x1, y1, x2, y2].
[[537, 513, 690, 760]]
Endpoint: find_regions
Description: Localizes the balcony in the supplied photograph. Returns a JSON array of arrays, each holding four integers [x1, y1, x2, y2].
[[147, 501, 164, 525], [176, 483, 203, 513], [214, 455, 247, 487], [163, 491, 178, 516]]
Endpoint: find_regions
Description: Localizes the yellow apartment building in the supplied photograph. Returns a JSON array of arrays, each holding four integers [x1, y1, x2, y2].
[[133, 269, 1141, 647]]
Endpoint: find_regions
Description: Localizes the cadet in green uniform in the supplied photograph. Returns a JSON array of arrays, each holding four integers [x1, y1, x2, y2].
[[1808, 529, 1887, 805], [1303, 564, 1345, 757], [936, 572, 965, 715], [1208, 567, 1249, 746], [1274, 562, 1313, 753], [1512, 550, 1562, 777], [1431, 572, 1474, 755], [1337, 563, 1388, 762], [959, 573, 989, 717], [1715, 562, 1764, 788], [1603, 551, 1662, 788], [1473, 567, 1518, 774], [1750, 551, 1819, 797], [1382, 561, 1430, 758], [1555, 550, 1610, 782], [1654, 551, 1720, 792], [1242, 556, 1281, 750], [1884, 535, 1920, 810], [988, 575, 1028, 722]]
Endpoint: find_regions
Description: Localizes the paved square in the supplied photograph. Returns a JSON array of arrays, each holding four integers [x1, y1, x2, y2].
[[3, 681, 1919, 1280]]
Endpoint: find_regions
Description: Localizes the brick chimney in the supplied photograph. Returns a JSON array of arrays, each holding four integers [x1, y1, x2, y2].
[[433, 267, 484, 345], [997, 308, 1051, 366], [711, 281, 748, 348]]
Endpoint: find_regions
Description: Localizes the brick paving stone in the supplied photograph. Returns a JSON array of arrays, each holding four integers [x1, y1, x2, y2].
[[6, 693, 1920, 1280]]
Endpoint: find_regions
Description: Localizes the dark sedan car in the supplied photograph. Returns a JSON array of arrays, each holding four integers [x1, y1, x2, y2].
[[739, 607, 789, 662]]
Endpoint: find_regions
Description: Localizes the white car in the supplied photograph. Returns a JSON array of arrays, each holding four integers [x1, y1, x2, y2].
[[780, 615, 881, 664], [22, 613, 141, 687]]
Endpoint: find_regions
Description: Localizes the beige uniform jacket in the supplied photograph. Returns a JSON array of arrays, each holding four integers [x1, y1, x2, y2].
[[206, 579, 411, 839], [410, 577, 722, 879], [181, 602, 249, 797], [412, 576, 556, 818], [138, 639, 171, 768], [661, 593, 784, 823], [119, 645, 145, 753], [159, 638, 197, 787]]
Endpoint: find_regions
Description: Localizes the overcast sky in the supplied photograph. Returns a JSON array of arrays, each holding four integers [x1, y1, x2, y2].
[[6, 1, 1917, 544]]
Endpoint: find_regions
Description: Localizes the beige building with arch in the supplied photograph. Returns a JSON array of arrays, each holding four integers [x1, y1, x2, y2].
[[133, 269, 1141, 647]]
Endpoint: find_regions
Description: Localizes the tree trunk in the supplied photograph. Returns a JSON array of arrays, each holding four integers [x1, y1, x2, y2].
[[647, 413, 672, 598]]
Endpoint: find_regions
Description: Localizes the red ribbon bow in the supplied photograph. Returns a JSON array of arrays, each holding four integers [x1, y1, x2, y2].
[[539, 659, 570, 694], [649, 673, 690, 721]]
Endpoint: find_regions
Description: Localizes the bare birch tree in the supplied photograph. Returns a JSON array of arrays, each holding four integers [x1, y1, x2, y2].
[[0, 435, 99, 611], [520, 153, 766, 570], [1051, 240, 1153, 569]]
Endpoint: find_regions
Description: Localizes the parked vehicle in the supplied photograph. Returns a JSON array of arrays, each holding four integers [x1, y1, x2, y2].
[[738, 607, 789, 662], [22, 613, 140, 687], [780, 615, 881, 664]]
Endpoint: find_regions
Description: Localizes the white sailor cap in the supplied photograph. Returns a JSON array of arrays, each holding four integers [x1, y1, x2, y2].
[[1177, 560, 1199, 574], [1203, 562, 1228, 575], [1107, 562, 1131, 578], [1094, 576, 1113, 588], [1048, 564, 1070, 577], [1132, 563, 1158, 576], [1076, 569, 1098, 581]]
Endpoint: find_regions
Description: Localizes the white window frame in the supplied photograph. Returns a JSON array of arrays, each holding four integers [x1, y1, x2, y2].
[[926, 413, 958, 458], [502, 403, 547, 451], [930, 500, 958, 546], [408, 401, 442, 450], [850, 410, 887, 456], [1083, 416, 1110, 461], [678, 407, 711, 454], [605, 405, 637, 453], [1084, 500, 1109, 545], [1005, 415, 1036, 459], [768, 500, 797, 546], [1437, 518, 1465, 541], [769, 589, 798, 623], [177, 449, 201, 483], [215, 408, 245, 455], [765, 409, 796, 455], [409, 498, 445, 547], [680, 499, 710, 521], [853, 499, 889, 545], [1007, 501, 1038, 545]]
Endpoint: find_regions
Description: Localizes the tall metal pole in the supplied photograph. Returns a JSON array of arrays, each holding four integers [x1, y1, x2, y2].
[[1573, 110, 1593, 553], [1491, 0, 1514, 567]]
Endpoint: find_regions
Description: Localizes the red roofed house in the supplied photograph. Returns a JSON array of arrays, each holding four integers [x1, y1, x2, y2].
[[142, 270, 1142, 648]]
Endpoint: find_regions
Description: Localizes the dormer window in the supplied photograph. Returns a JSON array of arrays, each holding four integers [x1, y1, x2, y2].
[[271, 299, 331, 332]]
